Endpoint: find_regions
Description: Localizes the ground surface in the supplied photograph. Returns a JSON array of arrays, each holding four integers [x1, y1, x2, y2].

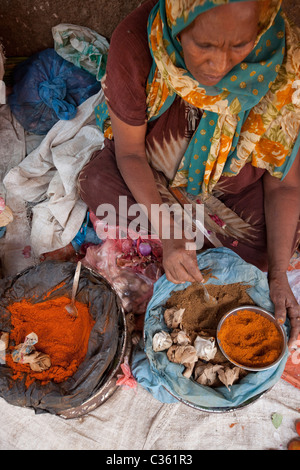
[[0, 0, 299, 57]]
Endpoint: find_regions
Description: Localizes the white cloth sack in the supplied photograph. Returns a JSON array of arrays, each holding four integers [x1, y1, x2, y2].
[[4, 89, 105, 256]]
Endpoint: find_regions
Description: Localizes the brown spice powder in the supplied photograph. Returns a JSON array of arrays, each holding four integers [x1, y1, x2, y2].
[[166, 282, 255, 338]]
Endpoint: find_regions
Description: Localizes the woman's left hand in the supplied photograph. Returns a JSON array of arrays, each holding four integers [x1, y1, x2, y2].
[[268, 272, 300, 349]]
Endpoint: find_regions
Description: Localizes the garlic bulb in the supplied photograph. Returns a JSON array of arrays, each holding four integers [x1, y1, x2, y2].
[[170, 329, 191, 346], [163, 307, 185, 329], [22, 351, 51, 372], [167, 344, 198, 378], [194, 335, 217, 361], [152, 330, 173, 352], [0, 332, 9, 352]]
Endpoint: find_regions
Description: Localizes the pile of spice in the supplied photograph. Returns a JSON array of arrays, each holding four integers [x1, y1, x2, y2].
[[5, 296, 95, 388], [166, 282, 255, 337], [152, 282, 256, 389], [218, 309, 283, 368]]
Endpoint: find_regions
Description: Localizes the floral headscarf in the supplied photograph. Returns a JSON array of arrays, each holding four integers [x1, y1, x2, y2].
[[95, 0, 300, 196], [147, 0, 300, 195]]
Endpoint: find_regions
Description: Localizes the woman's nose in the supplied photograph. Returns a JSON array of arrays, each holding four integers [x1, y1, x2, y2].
[[210, 50, 230, 75]]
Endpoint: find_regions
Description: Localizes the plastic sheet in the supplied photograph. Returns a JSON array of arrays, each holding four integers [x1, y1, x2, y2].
[[132, 248, 290, 410], [0, 260, 125, 415], [8, 49, 101, 135]]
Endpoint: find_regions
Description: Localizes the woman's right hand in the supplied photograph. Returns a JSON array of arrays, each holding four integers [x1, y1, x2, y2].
[[106, 106, 203, 287], [162, 237, 204, 284]]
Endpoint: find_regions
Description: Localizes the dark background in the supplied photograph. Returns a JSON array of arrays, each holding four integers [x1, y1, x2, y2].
[[0, 0, 299, 57]]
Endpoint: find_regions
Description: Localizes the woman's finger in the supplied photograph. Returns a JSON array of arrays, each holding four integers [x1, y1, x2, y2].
[[287, 304, 300, 348], [288, 326, 300, 349], [272, 296, 287, 326], [164, 250, 202, 284], [181, 251, 204, 283], [172, 259, 197, 283], [165, 269, 184, 284], [165, 264, 193, 284]]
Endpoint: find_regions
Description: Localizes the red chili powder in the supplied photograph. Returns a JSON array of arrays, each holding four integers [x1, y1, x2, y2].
[[6, 296, 95, 388]]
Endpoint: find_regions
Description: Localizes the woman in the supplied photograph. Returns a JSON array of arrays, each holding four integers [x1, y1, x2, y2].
[[79, 0, 300, 347]]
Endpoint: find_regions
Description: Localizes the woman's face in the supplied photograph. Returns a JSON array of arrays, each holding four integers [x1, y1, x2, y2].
[[180, 1, 260, 86]]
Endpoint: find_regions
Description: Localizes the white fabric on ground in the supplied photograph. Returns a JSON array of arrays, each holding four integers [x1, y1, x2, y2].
[[0, 378, 299, 450], [3, 89, 105, 256]]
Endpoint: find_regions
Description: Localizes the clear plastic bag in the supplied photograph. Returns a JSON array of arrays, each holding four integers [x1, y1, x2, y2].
[[83, 235, 163, 314]]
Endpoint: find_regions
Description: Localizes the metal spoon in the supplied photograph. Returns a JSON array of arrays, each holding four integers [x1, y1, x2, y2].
[[65, 261, 82, 317], [202, 282, 217, 305]]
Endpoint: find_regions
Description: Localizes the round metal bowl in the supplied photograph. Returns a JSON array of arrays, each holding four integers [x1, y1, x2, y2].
[[0, 262, 129, 419], [216, 305, 287, 372]]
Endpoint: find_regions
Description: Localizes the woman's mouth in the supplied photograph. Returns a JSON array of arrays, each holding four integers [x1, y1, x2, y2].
[[200, 73, 225, 85]]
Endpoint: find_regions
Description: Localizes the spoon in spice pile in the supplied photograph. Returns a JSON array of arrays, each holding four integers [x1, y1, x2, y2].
[[200, 282, 218, 305], [65, 261, 82, 318]]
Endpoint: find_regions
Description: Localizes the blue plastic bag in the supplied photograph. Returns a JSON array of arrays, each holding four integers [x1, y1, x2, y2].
[[8, 49, 101, 135], [132, 248, 289, 410]]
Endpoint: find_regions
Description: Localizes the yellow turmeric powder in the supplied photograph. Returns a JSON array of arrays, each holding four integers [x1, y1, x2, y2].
[[218, 309, 283, 368]]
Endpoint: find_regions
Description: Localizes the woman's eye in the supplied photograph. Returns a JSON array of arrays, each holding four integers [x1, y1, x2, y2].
[[195, 41, 252, 51], [233, 42, 250, 49]]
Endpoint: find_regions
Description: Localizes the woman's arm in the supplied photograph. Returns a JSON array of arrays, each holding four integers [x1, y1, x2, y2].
[[263, 149, 300, 348], [108, 105, 203, 284]]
